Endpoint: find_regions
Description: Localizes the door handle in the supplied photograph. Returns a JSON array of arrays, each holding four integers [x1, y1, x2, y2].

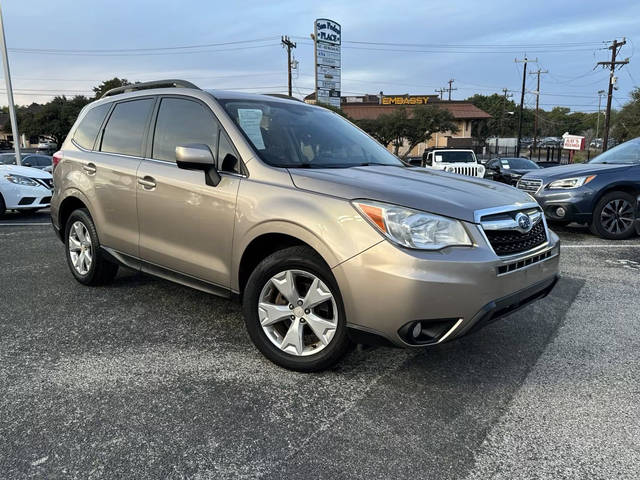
[[82, 163, 96, 175], [138, 176, 156, 189]]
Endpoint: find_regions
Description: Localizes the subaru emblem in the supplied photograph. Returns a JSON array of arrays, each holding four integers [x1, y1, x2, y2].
[[516, 212, 532, 232]]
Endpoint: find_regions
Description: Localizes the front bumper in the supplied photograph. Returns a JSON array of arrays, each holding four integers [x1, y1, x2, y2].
[[1, 183, 52, 210], [333, 225, 560, 347], [534, 188, 594, 224]]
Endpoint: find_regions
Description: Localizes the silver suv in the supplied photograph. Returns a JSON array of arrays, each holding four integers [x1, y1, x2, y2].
[[51, 80, 560, 371]]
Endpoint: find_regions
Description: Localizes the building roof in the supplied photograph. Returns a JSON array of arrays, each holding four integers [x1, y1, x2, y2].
[[341, 102, 491, 121]]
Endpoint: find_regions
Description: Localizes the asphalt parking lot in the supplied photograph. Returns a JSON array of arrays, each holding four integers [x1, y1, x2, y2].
[[1, 211, 639, 479]]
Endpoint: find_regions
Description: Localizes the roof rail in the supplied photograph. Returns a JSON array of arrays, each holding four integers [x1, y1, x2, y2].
[[101, 79, 200, 98], [265, 93, 304, 102]]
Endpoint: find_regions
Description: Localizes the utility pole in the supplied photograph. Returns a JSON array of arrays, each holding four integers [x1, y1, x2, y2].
[[499, 88, 513, 138], [596, 89, 605, 140], [435, 88, 446, 100], [0, 5, 21, 165], [515, 56, 537, 157], [281, 36, 296, 97], [528, 68, 548, 150], [597, 38, 628, 151], [447, 79, 457, 101]]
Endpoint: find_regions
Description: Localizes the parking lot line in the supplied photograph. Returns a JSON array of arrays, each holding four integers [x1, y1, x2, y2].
[[0, 222, 50, 226], [561, 244, 640, 248]]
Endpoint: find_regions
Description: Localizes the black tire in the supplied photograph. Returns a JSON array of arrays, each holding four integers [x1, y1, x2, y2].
[[590, 191, 637, 240], [0, 194, 5, 217], [242, 246, 351, 372], [64, 208, 118, 285], [18, 208, 41, 215]]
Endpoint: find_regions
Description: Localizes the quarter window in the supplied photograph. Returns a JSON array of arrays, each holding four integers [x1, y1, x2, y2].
[[73, 103, 110, 150], [152, 98, 218, 162], [101, 99, 154, 157]]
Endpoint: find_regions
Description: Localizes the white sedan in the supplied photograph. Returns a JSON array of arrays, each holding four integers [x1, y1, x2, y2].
[[0, 164, 53, 215]]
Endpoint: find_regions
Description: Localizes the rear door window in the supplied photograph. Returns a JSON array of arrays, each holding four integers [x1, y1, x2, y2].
[[100, 99, 154, 157], [152, 97, 218, 162], [73, 103, 110, 150]]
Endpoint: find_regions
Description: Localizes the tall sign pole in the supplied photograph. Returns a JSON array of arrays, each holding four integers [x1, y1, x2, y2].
[[0, 5, 21, 165], [313, 19, 341, 108]]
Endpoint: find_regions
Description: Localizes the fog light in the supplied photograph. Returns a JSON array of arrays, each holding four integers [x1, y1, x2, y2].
[[556, 207, 566, 218], [412, 322, 422, 339]]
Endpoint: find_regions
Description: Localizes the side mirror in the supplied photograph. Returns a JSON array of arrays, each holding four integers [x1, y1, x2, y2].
[[176, 144, 221, 187]]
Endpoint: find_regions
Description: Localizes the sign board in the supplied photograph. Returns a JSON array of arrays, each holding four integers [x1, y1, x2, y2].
[[562, 134, 585, 151], [381, 95, 434, 105], [314, 18, 341, 108]]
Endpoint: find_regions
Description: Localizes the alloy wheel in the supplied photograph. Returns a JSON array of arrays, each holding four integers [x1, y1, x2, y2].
[[600, 199, 634, 235], [258, 269, 338, 356], [68, 221, 93, 275]]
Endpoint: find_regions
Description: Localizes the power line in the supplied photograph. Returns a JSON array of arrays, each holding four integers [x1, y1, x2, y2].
[[596, 38, 629, 151]]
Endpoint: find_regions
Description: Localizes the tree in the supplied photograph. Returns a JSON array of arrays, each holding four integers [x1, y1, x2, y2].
[[92, 77, 131, 99], [355, 105, 458, 159], [612, 87, 640, 142], [467, 93, 517, 143], [18, 95, 91, 146]]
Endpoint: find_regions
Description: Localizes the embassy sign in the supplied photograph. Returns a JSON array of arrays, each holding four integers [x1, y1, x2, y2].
[[314, 18, 341, 108], [381, 95, 434, 105]]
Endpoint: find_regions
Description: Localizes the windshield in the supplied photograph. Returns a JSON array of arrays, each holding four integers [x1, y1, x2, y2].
[[218, 99, 404, 168], [0, 153, 16, 165], [435, 151, 476, 163], [505, 158, 540, 169], [589, 138, 640, 164]]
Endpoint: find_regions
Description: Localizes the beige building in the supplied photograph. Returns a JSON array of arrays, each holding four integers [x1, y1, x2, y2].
[[304, 93, 491, 157]]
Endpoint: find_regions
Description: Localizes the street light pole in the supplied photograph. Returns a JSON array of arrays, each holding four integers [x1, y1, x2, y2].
[[0, 4, 21, 165]]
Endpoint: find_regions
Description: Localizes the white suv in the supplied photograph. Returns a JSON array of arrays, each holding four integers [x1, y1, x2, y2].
[[423, 149, 485, 178]]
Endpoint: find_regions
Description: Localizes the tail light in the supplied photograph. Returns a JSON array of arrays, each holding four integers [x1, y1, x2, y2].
[[52, 151, 63, 171]]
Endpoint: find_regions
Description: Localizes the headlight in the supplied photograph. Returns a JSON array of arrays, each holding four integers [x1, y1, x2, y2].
[[4, 174, 39, 187], [354, 200, 472, 250], [548, 175, 596, 189]]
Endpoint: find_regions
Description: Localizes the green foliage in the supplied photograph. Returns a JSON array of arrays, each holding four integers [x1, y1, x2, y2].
[[612, 87, 640, 142], [467, 93, 518, 142], [16, 96, 91, 146], [92, 77, 131, 99], [355, 105, 458, 159]]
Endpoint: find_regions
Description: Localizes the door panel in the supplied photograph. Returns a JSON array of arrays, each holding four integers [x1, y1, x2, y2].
[[137, 161, 240, 286]]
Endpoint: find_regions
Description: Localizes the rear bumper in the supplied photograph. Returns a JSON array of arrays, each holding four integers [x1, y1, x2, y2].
[[334, 225, 560, 347]]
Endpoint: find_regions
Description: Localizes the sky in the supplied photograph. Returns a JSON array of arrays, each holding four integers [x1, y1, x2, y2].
[[1, 0, 639, 112]]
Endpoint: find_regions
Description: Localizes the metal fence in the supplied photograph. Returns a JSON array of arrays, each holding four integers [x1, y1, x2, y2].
[[474, 142, 599, 165]]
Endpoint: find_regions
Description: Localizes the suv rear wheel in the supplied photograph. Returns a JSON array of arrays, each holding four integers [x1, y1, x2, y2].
[[243, 246, 350, 372], [64, 208, 119, 285], [590, 191, 637, 240]]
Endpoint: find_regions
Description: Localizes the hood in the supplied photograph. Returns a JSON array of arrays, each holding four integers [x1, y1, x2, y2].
[[505, 168, 536, 176], [289, 165, 534, 223], [0, 164, 53, 179], [521, 162, 632, 181]]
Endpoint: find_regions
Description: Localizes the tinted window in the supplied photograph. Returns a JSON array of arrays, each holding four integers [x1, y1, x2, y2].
[[217, 130, 241, 174], [73, 103, 110, 150], [436, 151, 476, 163], [589, 138, 640, 165], [218, 99, 403, 168], [101, 99, 154, 157], [152, 98, 218, 162], [506, 158, 539, 169]]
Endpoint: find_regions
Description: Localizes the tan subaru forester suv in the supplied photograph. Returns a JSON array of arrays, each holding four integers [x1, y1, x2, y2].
[[51, 80, 560, 371]]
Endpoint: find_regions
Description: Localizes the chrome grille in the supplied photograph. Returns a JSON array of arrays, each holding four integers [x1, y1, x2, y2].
[[480, 208, 548, 256], [517, 177, 542, 194]]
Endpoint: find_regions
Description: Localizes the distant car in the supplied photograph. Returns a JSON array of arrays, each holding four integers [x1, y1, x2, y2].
[[485, 157, 541, 186], [518, 137, 640, 239], [422, 148, 485, 178], [21, 154, 53, 170], [0, 152, 17, 165], [0, 139, 12, 150], [0, 164, 53, 215], [37, 141, 58, 151]]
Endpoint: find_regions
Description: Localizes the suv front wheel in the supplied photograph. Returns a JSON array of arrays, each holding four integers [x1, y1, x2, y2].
[[64, 208, 119, 285], [243, 246, 350, 372], [590, 191, 637, 240]]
